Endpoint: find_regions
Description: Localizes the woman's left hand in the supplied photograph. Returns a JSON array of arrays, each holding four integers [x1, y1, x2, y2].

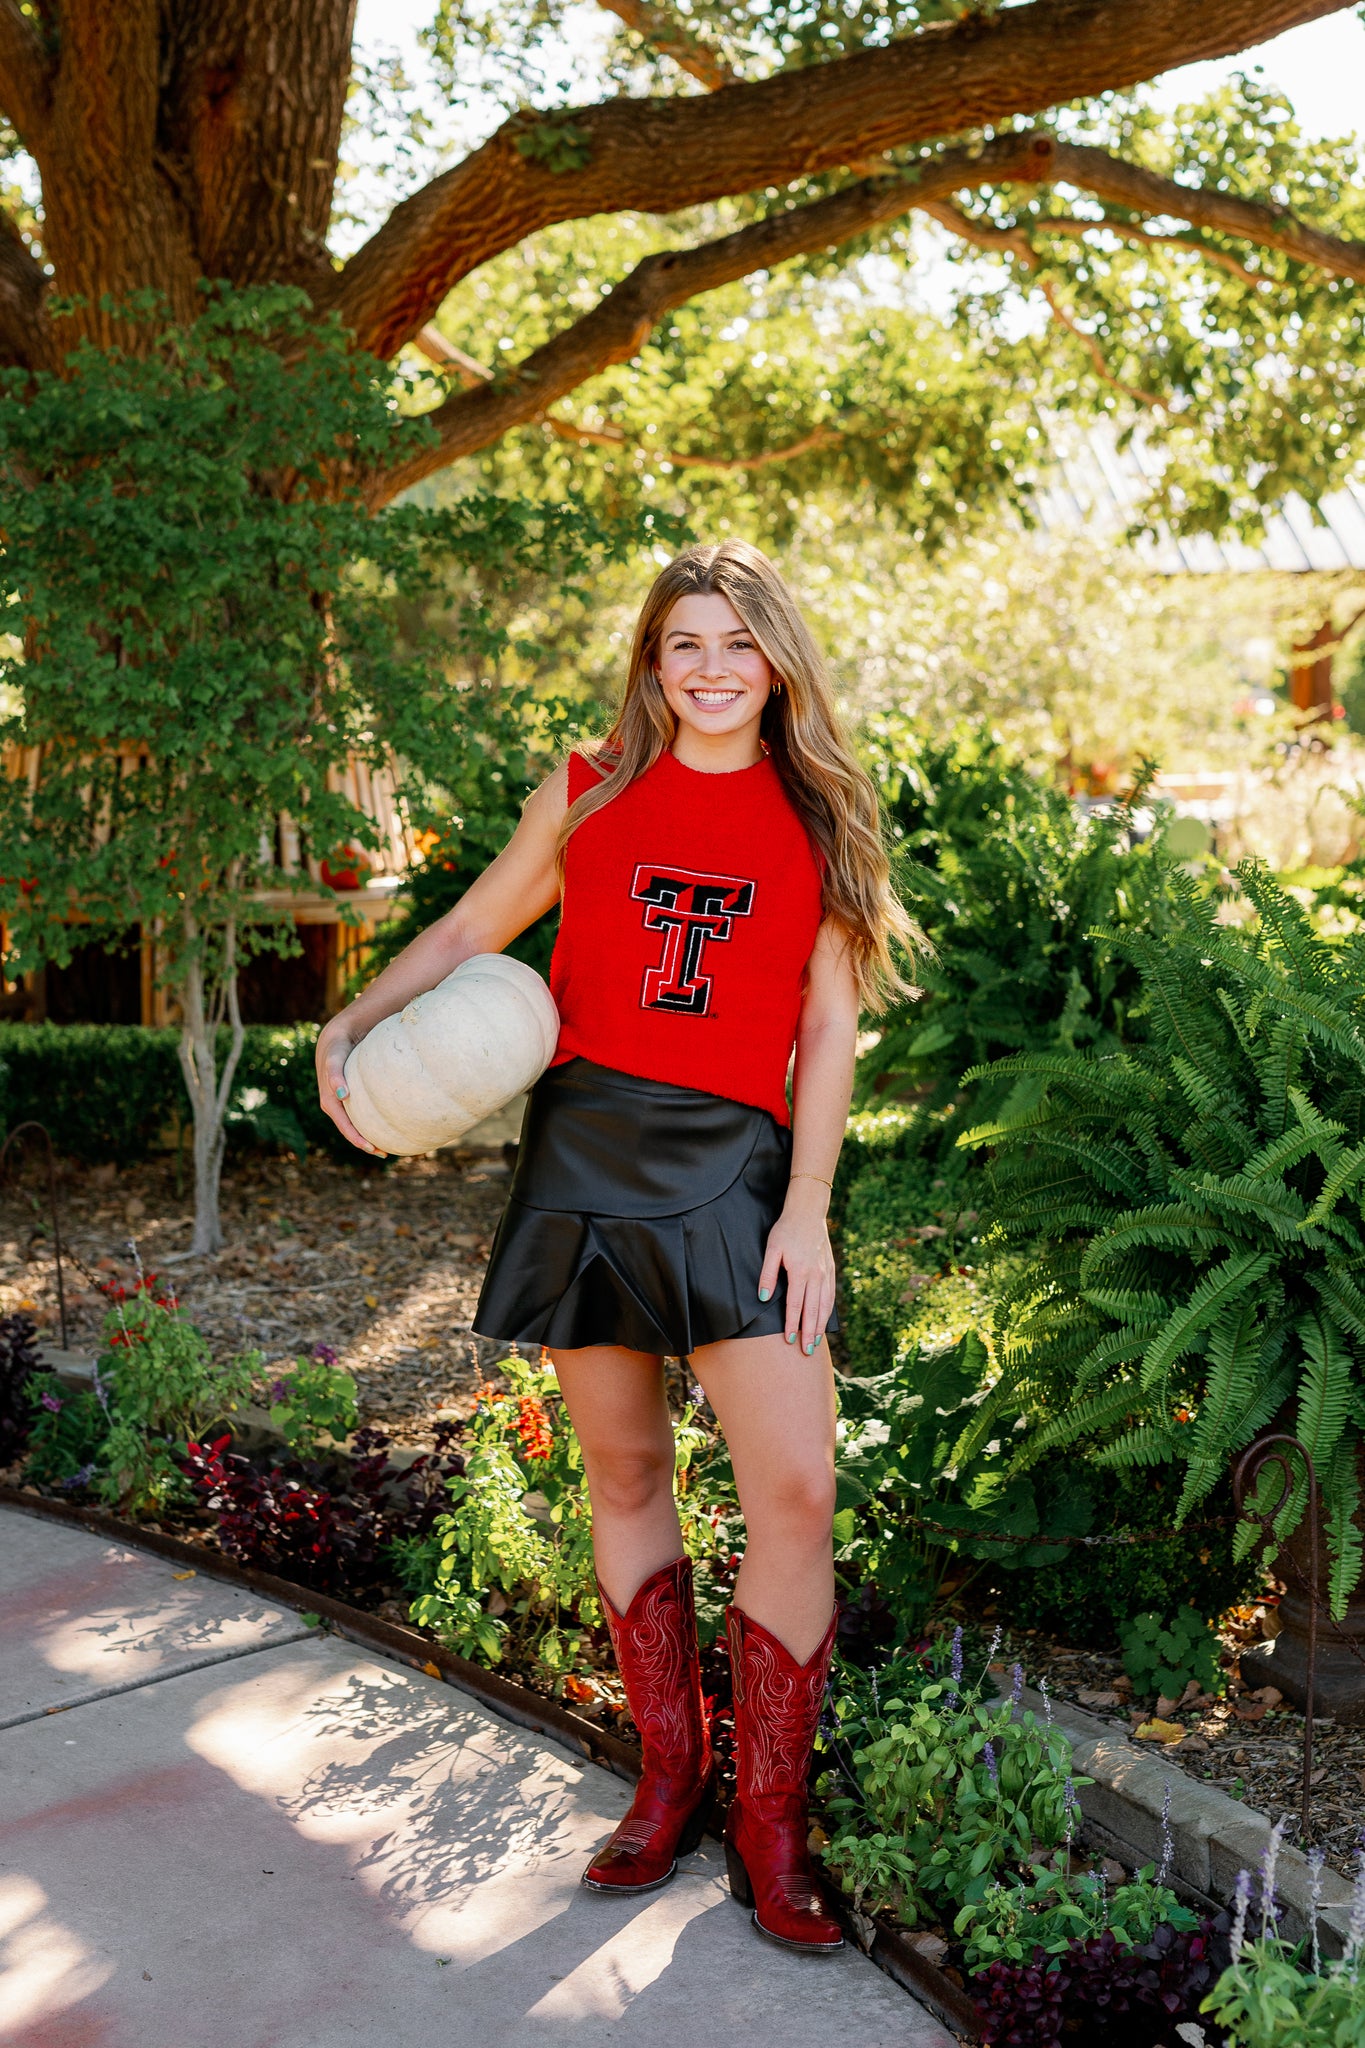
[[758, 1183, 836, 1355]]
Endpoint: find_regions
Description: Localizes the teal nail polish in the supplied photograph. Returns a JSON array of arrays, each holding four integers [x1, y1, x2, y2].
[[805, 1342, 815, 1355], [758, 1287, 771, 1302], [786, 1332, 796, 1344], [814, 1334, 823, 1347]]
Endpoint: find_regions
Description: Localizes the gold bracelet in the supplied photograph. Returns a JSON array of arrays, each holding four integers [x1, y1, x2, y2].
[[789, 1171, 833, 1191]]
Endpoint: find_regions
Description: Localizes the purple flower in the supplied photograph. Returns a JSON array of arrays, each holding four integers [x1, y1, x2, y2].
[[1307, 1847, 1325, 1976], [1259, 1816, 1286, 1941], [950, 1625, 964, 1687], [1230, 1868, 1253, 1957], [1038, 1674, 1054, 1726], [1063, 1775, 1078, 1842], [1347, 1847, 1365, 1965], [269, 1379, 290, 1404], [312, 1343, 338, 1366], [40, 1390, 62, 1413], [1011, 1662, 1024, 1708], [983, 1741, 999, 1787]]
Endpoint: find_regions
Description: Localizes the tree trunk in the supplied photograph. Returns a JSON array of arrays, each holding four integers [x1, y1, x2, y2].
[[175, 914, 246, 1258]]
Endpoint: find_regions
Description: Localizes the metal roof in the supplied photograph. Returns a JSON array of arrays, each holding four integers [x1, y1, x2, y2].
[[1031, 420, 1365, 573]]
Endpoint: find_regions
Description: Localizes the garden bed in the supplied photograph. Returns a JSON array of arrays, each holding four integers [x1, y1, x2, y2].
[[1, 1144, 511, 1441]]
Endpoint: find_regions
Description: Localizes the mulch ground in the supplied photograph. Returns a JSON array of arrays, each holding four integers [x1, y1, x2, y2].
[[0, 1145, 513, 1441], [983, 1612, 1365, 1882]]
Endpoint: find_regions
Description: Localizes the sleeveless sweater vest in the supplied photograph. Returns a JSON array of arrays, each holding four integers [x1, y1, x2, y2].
[[549, 748, 825, 1126]]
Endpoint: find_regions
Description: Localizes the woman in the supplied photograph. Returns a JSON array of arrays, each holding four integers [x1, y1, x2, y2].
[[317, 540, 915, 1953]]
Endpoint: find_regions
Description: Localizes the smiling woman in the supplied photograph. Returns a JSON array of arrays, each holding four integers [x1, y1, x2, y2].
[[315, 537, 918, 1954]]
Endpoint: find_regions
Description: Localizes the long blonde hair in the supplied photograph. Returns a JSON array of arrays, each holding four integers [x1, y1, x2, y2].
[[557, 540, 920, 1011]]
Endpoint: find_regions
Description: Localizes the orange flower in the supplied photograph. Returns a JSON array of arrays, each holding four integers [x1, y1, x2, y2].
[[514, 1394, 553, 1461]]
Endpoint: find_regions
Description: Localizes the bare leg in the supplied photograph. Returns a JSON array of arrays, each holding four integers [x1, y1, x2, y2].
[[547, 1344, 683, 1613], [690, 1331, 836, 1665]]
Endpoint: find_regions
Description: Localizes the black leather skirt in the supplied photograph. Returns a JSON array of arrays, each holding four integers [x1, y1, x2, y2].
[[473, 1057, 835, 1357]]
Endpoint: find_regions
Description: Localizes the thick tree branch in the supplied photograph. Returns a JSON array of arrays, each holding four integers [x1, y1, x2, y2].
[[0, 0, 52, 146], [596, 0, 736, 90], [371, 120, 1365, 501], [0, 204, 48, 368], [366, 132, 1061, 502], [547, 414, 841, 468], [1049, 142, 1365, 285], [331, 0, 1349, 359]]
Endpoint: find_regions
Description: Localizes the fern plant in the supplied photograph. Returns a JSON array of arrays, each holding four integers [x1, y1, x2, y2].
[[959, 865, 1365, 1617], [857, 723, 1182, 1131]]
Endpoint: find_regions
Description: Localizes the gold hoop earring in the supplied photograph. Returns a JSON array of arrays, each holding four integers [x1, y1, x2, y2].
[[772, 679, 784, 695]]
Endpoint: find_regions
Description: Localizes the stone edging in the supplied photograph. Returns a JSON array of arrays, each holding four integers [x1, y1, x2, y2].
[[1022, 1683, 1357, 1959]]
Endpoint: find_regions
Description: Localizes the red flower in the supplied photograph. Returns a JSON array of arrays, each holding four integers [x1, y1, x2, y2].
[[514, 1394, 553, 1462]]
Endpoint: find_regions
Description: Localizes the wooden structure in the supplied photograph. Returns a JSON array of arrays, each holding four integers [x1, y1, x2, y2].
[[0, 744, 415, 1026]]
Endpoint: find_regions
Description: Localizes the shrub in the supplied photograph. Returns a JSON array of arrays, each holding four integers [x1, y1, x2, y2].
[[833, 1334, 1097, 1638], [857, 725, 1184, 1134], [1121, 1606, 1224, 1705], [818, 1638, 1083, 1927], [397, 1356, 732, 1677], [262, 1345, 359, 1454], [0, 1021, 362, 1165], [996, 1464, 1259, 1648], [961, 865, 1365, 1619], [183, 1424, 466, 1603], [0, 1310, 41, 1466]]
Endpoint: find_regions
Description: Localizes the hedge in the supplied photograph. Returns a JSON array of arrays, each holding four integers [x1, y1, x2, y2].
[[0, 1022, 358, 1166]]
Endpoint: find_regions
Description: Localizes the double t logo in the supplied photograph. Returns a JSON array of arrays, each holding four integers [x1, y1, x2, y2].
[[631, 863, 756, 1015]]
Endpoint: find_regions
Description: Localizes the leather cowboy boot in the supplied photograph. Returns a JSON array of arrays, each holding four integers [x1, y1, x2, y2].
[[582, 1556, 714, 1893], [723, 1602, 844, 1952]]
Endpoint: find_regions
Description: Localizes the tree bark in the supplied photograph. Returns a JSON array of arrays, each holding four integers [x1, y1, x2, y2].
[[331, 0, 1350, 359], [159, 0, 358, 291], [175, 910, 246, 1259], [37, 0, 201, 341]]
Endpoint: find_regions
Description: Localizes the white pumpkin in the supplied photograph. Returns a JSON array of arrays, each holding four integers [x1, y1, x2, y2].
[[341, 952, 559, 1156]]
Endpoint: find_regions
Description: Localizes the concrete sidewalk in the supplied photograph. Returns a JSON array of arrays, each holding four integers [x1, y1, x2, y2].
[[0, 1508, 956, 2048]]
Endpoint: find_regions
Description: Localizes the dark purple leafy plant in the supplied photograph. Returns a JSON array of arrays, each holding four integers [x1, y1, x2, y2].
[[0, 1311, 42, 1466], [974, 1915, 1231, 2047], [181, 1421, 464, 1602]]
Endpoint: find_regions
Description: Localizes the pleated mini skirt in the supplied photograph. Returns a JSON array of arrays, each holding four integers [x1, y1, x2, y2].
[[473, 1057, 835, 1357]]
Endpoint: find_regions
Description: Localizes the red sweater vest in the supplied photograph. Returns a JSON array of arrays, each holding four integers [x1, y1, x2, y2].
[[549, 748, 824, 1125]]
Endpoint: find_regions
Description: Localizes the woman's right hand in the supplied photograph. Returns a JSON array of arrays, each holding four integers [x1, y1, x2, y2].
[[315, 1019, 387, 1156]]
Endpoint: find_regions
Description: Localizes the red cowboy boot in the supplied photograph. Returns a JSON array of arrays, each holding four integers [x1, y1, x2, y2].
[[582, 1556, 713, 1894], [724, 1603, 844, 1952]]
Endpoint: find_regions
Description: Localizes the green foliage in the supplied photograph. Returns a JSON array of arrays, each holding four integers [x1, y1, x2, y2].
[[1121, 1606, 1224, 1704], [819, 1639, 1083, 1928], [0, 1023, 362, 1166], [265, 1351, 359, 1456], [962, 864, 1365, 1619], [93, 1289, 257, 1514], [1205, 1933, 1365, 2047], [22, 1285, 259, 1511], [833, 1333, 1097, 1637], [953, 1861, 1195, 1975], [998, 1463, 1260, 1647], [857, 724, 1184, 1127], [22, 1376, 108, 1488], [0, 284, 666, 1243], [396, 1355, 730, 1677], [361, 678, 584, 986]]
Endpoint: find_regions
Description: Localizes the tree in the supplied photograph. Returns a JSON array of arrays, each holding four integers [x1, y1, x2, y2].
[[0, 289, 646, 1250], [0, 2, 1359, 519], [1, 1, 1364, 1253]]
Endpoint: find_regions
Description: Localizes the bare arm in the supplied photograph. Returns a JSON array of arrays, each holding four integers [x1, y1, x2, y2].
[[315, 765, 569, 1151], [758, 918, 860, 1351]]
